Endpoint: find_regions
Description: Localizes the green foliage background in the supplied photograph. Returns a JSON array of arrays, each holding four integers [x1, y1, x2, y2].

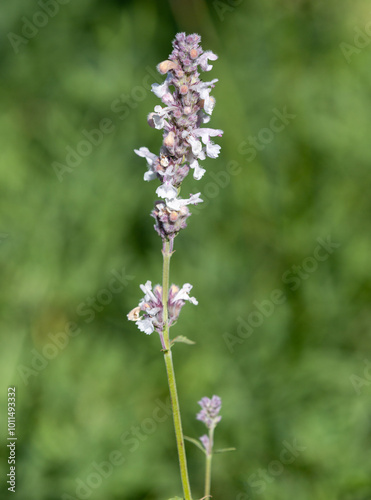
[[1, 0, 371, 499]]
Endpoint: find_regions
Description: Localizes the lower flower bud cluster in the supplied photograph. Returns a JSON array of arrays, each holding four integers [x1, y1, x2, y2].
[[152, 201, 190, 239]]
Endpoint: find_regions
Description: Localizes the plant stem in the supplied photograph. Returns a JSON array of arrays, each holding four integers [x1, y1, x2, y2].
[[162, 239, 192, 500], [204, 427, 214, 498]]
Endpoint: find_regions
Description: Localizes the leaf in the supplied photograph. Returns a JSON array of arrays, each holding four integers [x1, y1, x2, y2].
[[184, 435, 206, 454], [171, 335, 196, 346], [214, 447, 236, 454]]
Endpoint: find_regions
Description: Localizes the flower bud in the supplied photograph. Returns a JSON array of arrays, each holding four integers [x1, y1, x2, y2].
[[179, 85, 188, 95], [157, 60, 176, 74], [190, 48, 198, 59], [163, 131, 175, 149], [169, 211, 179, 222], [127, 306, 140, 321], [169, 285, 180, 296]]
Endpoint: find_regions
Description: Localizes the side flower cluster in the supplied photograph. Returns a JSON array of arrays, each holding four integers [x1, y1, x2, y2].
[[127, 281, 198, 336], [197, 395, 222, 455], [134, 32, 223, 241]]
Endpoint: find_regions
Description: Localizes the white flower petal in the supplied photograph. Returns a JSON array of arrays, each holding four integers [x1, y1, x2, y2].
[[156, 183, 178, 200], [151, 75, 171, 98], [134, 147, 157, 165], [188, 192, 203, 205], [198, 50, 218, 71], [206, 142, 221, 159], [204, 96, 215, 115], [139, 281, 157, 303], [136, 318, 154, 335], [147, 306, 161, 316], [195, 128, 223, 143], [187, 136, 203, 157], [189, 157, 206, 180], [174, 283, 198, 305], [144, 170, 157, 182], [135, 147, 158, 181], [198, 111, 211, 124], [151, 114, 165, 130], [166, 193, 203, 211]]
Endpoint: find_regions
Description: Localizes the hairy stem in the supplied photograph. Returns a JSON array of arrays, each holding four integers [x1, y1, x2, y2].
[[162, 239, 192, 500], [204, 427, 214, 498]]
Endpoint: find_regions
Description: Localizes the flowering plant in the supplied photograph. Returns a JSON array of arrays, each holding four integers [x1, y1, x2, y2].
[[128, 33, 232, 499]]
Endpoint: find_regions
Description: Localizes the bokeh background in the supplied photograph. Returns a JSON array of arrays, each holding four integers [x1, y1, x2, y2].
[[1, 0, 371, 499]]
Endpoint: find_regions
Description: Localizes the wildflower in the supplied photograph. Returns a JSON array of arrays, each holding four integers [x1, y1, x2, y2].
[[134, 32, 223, 241], [197, 395, 222, 455], [197, 395, 222, 430]]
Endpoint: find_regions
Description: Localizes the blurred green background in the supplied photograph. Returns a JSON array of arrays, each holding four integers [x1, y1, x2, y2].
[[1, 0, 371, 499]]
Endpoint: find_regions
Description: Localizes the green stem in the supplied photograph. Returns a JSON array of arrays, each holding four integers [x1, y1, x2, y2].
[[162, 239, 192, 500], [204, 427, 214, 498]]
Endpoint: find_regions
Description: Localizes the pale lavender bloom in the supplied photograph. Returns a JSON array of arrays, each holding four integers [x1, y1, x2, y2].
[[197, 395, 222, 430], [134, 32, 223, 241]]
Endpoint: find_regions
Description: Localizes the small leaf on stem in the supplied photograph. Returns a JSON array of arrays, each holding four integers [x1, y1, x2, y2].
[[184, 436, 207, 454], [171, 335, 196, 346], [214, 447, 236, 454]]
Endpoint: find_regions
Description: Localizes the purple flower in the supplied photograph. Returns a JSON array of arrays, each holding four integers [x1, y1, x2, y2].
[[197, 396, 222, 455], [197, 395, 222, 430], [199, 434, 211, 455]]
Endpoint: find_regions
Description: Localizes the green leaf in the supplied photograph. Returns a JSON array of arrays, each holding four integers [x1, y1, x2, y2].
[[184, 435, 206, 454], [214, 447, 236, 454], [171, 335, 196, 346]]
